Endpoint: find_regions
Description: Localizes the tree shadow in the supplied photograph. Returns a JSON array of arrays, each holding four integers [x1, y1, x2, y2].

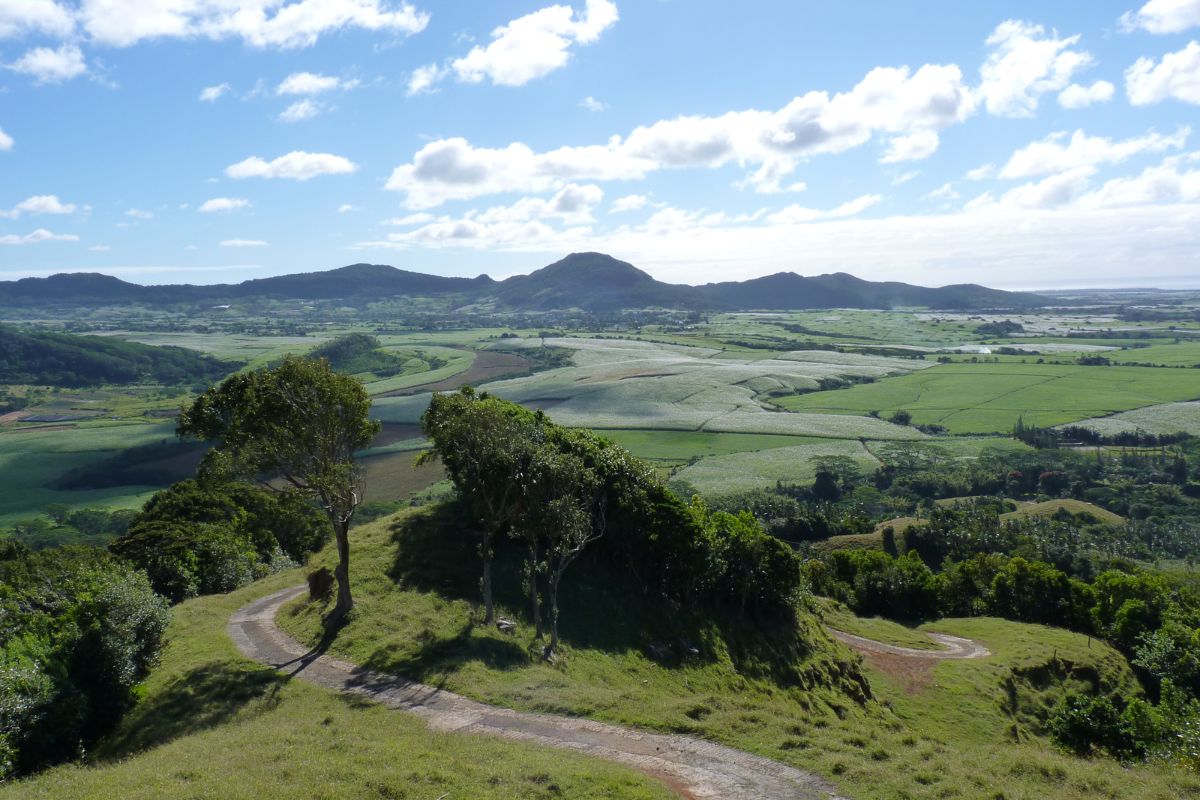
[[388, 503, 481, 600], [96, 659, 286, 761], [356, 616, 529, 686]]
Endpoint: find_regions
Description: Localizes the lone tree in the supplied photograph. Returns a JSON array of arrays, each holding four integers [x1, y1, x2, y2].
[[178, 356, 378, 618]]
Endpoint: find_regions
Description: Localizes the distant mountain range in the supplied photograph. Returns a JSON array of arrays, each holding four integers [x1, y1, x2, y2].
[[0, 252, 1044, 311]]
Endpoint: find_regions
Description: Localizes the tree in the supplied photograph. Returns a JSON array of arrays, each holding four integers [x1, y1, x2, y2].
[[421, 389, 545, 625], [178, 356, 378, 618]]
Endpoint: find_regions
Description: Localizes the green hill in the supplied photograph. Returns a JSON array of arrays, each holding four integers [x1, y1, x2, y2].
[[0, 327, 236, 388]]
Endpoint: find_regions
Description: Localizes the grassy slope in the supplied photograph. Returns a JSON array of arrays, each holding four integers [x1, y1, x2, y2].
[[1002, 499, 1126, 526], [279, 506, 1199, 800], [0, 569, 674, 800]]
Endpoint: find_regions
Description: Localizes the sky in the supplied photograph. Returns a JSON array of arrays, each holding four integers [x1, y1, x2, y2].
[[1, 1, 1199, 290]]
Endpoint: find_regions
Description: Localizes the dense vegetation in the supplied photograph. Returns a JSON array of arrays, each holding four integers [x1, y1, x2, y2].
[[109, 480, 329, 602], [420, 389, 807, 658], [0, 326, 235, 388], [307, 333, 445, 377], [0, 543, 168, 779]]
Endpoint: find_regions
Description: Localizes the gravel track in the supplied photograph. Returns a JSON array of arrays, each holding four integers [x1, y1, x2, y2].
[[229, 586, 852, 800]]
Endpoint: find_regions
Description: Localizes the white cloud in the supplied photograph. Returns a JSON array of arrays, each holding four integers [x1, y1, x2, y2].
[[765, 194, 882, 224], [999, 127, 1189, 178], [1126, 40, 1200, 105], [1058, 79, 1115, 108], [1121, 0, 1200, 34], [199, 197, 251, 213], [220, 238, 268, 247], [88, 244, 110, 251], [991, 167, 1097, 209], [892, 170, 920, 185], [609, 193, 647, 213], [125, 208, 154, 219], [7, 43, 86, 83], [0, 194, 77, 218], [338, 203, 356, 212], [0, 127, 11, 151], [199, 82, 231, 101], [279, 99, 322, 122], [406, 62, 446, 95], [965, 163, 995, 180], [978, 20, 1094, 117], [880, 130, 939, 163], [277, 71, 356, 94], [0, 0, 74, 38], [225, 151, 358, 180], [447, 0, 617, 87], [1076, 154, 1200, 208], [78, 0, 429, 49], [0, 228, 79, 245], [387, 61, 974, 207], [579, 95, 606, 112], [925, 182, 960, 201]]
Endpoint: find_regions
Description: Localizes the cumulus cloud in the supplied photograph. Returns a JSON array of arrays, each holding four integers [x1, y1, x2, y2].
[[199, 197, 251, 213], [7, 43, 86, 83], [1126, 41, 1200, 105], [338, 203, 356, 212], [999, 127, 1189, 178], [278, 99, 322, 122], [199, 82, 231, 101], [277, 71, 356, 94], [225, 151, 358, 180], [387, 61, 974, 207], [965, 163, 995, 180], [1058, 80, 1115, 108], [408, 0, 617, 94], [880, 130, 940, 163], [75, 0, 428, 49], [978, 20, 1094, 117], [220, 238, 268, 246], [926, 183, 960, 201], [0, 127, 11, 151], [579, 95, 606, 112], [0, 228, 79, 245], [1121, 0, 1200, 34], [1076, 154, 1200, 208], [609, 193, 647, 213], [0, 194, 77, 218]]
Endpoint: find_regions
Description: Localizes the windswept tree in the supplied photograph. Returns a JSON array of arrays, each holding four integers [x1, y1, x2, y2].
[[420, 388, 541, 625], [178, 356, 378, 618]]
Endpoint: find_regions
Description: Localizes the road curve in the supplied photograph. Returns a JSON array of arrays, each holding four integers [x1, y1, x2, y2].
[[826, 629, 991, 660], [229, 586, 851, 800]]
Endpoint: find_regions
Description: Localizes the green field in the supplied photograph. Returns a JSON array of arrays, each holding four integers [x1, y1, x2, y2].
[[1066, 401, 1200, 437], [0, 570, 673, 800], [274, 508, 1196, 800], [673, 439, 880, 496], [776, 362, 1200, 434]]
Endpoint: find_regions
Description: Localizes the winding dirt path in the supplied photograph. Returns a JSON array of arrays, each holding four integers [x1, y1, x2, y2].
[[827, 629, 991, 660], [229, 586, 851, 800]]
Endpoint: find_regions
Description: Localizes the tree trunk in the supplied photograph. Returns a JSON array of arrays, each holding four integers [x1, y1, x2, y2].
[[481, 555, 495, 625], [333, 521, 353, 618], [528, 539, 543, 639], [546, 571, 561, 656]]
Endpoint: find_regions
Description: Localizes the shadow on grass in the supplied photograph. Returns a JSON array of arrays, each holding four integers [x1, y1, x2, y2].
[[96, 660, 286, 761], [356, 616, 528, 687]]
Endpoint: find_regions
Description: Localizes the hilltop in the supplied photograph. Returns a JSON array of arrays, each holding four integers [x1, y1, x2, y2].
[[0, 253, 1044, 312]]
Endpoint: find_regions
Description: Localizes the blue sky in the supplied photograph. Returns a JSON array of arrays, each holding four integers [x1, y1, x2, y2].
[[1, 0, 1199, 289]]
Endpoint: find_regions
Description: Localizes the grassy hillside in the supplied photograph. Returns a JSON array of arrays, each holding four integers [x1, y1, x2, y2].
[[0, 326, 236, 387], [0, 569, 674, 800], [279, 506, 1199, 800]]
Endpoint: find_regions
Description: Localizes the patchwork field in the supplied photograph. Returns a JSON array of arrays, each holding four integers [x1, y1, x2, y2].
[[775, 362, 1200, 434], [373, 337, 931, 440]]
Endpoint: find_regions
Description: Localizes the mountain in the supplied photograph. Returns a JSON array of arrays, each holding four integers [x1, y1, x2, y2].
[[0, 253, 1043, 311]]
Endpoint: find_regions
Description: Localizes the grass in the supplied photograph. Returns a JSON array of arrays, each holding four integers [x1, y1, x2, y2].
[[672, 439, 880, 496], [775, 362, 1200, 434], [0, 569, 675, 800], [817, 599, 942, 650], [276, 506, 1199, 800], [1002, 499, 1125, 526], [1066, 401, 1200, 437], [0, 420, 177, 524]]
